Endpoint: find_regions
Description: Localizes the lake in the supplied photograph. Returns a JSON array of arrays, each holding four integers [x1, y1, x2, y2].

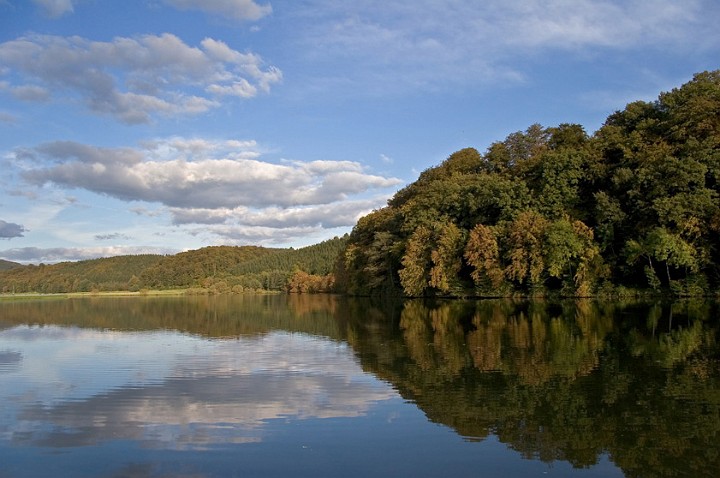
[[0, 295, 718, 477]]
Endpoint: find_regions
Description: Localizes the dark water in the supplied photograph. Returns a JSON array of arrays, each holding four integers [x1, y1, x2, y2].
[[0, 295, 718, 477]]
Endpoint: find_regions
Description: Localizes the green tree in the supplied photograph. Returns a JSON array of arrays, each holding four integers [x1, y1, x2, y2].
[[543, 218, 600, 295], [626, 227, 698, 289]]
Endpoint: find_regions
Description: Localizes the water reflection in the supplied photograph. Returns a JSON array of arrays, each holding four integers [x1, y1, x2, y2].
[[345, 299, 720, 477], [1, 326, 392, 451], [0, 349, 22, 373], [0, 296, 718, 477]]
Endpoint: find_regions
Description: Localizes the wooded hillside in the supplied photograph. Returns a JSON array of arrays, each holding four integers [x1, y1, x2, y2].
[[337, 71, 720, 297], [0, 237, 346, 294]]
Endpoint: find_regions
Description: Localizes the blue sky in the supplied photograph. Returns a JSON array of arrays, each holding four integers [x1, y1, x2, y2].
[[1, 0, 718, 263]]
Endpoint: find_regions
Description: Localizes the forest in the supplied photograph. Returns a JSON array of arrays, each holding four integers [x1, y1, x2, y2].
[[0, 237, 346, 294], [336, 71, 720, 297], [1, 71, 718, 297]]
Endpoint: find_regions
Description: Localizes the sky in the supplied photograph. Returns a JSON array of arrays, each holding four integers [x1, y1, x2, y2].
[[0, 0, 718, 264]]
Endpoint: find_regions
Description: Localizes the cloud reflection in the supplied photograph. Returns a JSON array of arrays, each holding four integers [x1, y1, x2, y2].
[[0, 327, 395, 450]]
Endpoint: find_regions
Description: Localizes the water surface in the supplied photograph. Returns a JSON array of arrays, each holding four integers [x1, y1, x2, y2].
[[0, 295, 718, 477]]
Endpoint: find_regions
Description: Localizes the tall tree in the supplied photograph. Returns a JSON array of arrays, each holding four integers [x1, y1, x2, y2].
[[399, 225, 434, 296], [465, 223, 505, 291]]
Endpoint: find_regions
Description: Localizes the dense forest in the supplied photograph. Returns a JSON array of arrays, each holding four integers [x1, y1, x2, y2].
[[0, 237, 346, 294], [337, 71, 720, 297]]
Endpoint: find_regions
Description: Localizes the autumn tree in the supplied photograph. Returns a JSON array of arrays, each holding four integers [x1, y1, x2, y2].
[[503, 210, 549, 290], [428, 222, 466, 294], [465, 223, 505, 292]]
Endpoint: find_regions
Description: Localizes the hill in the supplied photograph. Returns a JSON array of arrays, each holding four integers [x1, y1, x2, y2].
[[0, 237, 347, 294], [0, 255, 164, 294], [337, 71, 720, 297], [0, 259, 21, 271]]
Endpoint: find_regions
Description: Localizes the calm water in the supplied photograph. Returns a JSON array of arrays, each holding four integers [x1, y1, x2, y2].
[[0, 295, 718, 477]]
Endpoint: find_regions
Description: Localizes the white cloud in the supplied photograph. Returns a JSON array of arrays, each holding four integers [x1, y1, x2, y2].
[[18, 139, 400, 210], [7, 138, 400, 250], [31, 0, 74, 18], [162, 0, 272, 21], [140, 137, 261, 161], [0, 246, 176, 263], [495, 1, 703, 50], [207, 225, 325, 246], [294, 0, 716, 91], [170, 197, 385, 229], [0, 33, 281, 123]]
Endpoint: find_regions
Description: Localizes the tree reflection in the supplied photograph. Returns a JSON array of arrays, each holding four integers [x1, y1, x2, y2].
[[344, 298, 720, 477], [398, 299, 612, 386], [0, 295, 344, 339]]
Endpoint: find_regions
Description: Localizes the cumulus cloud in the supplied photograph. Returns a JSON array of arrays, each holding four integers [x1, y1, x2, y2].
[[162, 0, 272, 21], [0, 33, 282, 123], [202, 225, 325, 246], [236, 198, 384, 228], [0, 220, 25, 239], [9, 138, 401, 248], [18, 139, 401, 210], [0, 246, 176, 263], [170, 197, 382, 229]]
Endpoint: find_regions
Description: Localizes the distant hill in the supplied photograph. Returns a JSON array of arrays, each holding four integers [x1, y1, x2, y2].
[[138, 245, 281, 290], [140, 238, 348, 292], [0, 236, 347, 294], [0, 259, 21, 271], [0, 254, 163, 294]]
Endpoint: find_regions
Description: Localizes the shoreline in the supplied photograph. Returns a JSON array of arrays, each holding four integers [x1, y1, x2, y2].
[[0, 290, 189, 300]]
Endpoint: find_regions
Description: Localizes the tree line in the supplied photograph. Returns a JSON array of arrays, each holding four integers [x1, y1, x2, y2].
[[336, 71, 720, 297]]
